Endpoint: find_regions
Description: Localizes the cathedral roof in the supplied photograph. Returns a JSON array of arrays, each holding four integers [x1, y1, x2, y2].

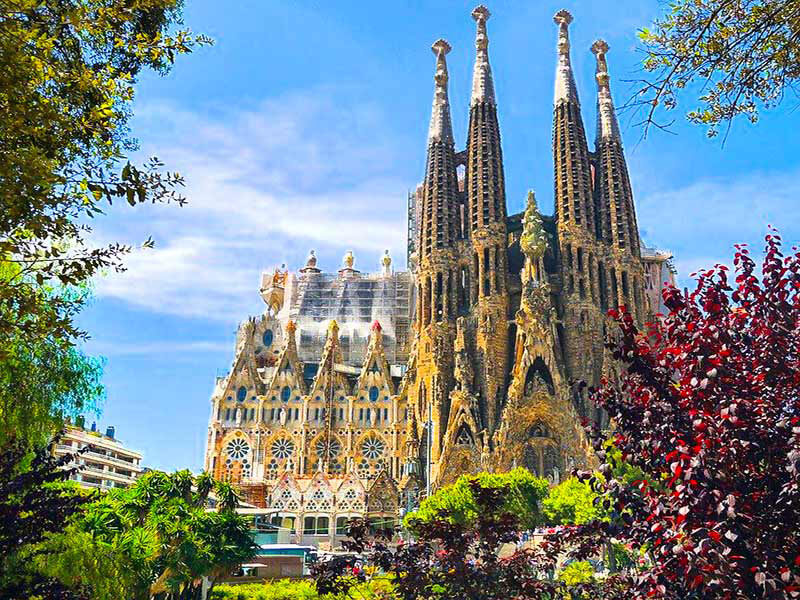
[[280, 267, 413, 368]]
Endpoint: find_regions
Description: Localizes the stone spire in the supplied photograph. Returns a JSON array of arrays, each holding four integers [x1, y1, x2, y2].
[[428, 39, 454, 144], [591, 40, 639, 254], [553, 9, 578, 105], [591, 40, 620, 141], [466, 5, 509, 436], [470, 5, 495, 106], [551, 9, 595, 236], [419, 38, 459, 263], [467, 4, 507, 234]]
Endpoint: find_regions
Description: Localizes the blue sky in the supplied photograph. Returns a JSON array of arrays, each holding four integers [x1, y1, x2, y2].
[[78, 0, 800, 472]]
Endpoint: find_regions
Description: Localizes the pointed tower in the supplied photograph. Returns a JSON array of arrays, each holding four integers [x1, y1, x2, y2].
[[591, 40, 645, 321], [465, 5, 510, 435], [550, 11, 607, 399], [411, 39, 461, 490], [418, 39, 459, 277], [552, 10, 596, 240]]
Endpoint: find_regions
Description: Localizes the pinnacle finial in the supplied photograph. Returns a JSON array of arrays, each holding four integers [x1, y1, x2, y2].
[[470, 6, 495, 105], [592, 39, 620, 140], [432, 39, 451, 87], [343, 249, 354, 269], [553, 10, 578, 104], [553, 9, 573, 26], [431, 38, 451, 57], [472, 4, 491, 45], [591, 39, 609, 55], [428, 38, 454, 143], [591, 39, 611, 89], [327, 319, 339, 337], [472, 4, 490, 21], [472, 5, 490, 50], [554, 10, 572, 56]]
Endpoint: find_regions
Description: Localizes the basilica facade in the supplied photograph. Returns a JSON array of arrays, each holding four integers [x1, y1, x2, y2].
[[203, 7, 675, 541]]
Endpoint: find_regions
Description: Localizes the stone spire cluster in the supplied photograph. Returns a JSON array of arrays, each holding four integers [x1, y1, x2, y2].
[[548, 11, 646, 391], [205, 6, 671, 519]]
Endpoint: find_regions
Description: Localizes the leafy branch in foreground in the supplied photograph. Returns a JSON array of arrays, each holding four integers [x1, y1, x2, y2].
[[0, 0, 212, 343], [631, 0, 800, 139]]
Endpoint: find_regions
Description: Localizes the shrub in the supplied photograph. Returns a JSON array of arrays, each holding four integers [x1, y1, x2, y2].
[[209, 577, 394, 600]]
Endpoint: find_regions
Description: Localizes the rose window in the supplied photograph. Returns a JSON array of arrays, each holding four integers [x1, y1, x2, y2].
[[271, 438, 295, 459], [315, 438, 342, 459], [361, 437, 385, 460], [226, 438, 250, 460]]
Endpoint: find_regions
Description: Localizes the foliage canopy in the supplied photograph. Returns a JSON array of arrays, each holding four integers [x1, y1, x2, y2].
[[39, 470, 256, 600], [404, 467, 550, 531], [0, 0, 210, 345], [0, 436, 91, 599], [636, 0, 800, 138]]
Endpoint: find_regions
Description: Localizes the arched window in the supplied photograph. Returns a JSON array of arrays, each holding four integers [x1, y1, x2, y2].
[[304, 516, 329, 535], [262, 329, 274, 347], [524, 357, 555, 395], [236, 386, 247, 402], [455, 425, 474, 446], [368, 386, 379, 402], [336, 516, 349, 536], [280, 386, 291, 402]]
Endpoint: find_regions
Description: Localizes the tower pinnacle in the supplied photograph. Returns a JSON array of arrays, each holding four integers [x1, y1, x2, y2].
[[471, 5, 495, 106], [591, 39, 621, 141], [553, 9, 578, 105], [428, 39, 454, 144]]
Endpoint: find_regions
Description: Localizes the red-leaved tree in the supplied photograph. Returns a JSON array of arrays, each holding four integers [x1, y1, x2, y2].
[[589, 231, 800, 598]]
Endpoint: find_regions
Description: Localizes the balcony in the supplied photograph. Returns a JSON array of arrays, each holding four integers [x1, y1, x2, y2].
[[82, 449, 142, 471]]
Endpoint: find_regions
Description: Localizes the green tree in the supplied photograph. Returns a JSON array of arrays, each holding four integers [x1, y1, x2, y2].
[[635, 0, 800, 138], [38, 470, 256, 600], [404, 468, 549, 531], [542, 478, 601, 526], [0, 436, 91, 599], [0, 265, 104, 446], [0, 0, 210, 345]]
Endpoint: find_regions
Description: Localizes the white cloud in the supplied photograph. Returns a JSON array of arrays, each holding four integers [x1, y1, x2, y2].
[[91, 89, 800, 321], [92, 89, 412, 321]]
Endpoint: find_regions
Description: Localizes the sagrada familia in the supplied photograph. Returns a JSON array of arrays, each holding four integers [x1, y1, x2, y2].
[[204, 7, 675, 540]]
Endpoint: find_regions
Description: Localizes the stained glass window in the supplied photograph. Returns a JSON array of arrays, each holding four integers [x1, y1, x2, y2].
[[362, 436, 385, 459], [226, 438, 250, 460], [271, 438, 294, 459]]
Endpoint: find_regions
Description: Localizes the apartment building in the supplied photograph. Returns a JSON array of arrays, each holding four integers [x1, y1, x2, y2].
[[56, 420, 144, 490]]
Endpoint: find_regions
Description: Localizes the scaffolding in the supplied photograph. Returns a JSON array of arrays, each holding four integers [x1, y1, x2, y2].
[[285, 271, 413, 368], [407, 190, 416, 267]]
